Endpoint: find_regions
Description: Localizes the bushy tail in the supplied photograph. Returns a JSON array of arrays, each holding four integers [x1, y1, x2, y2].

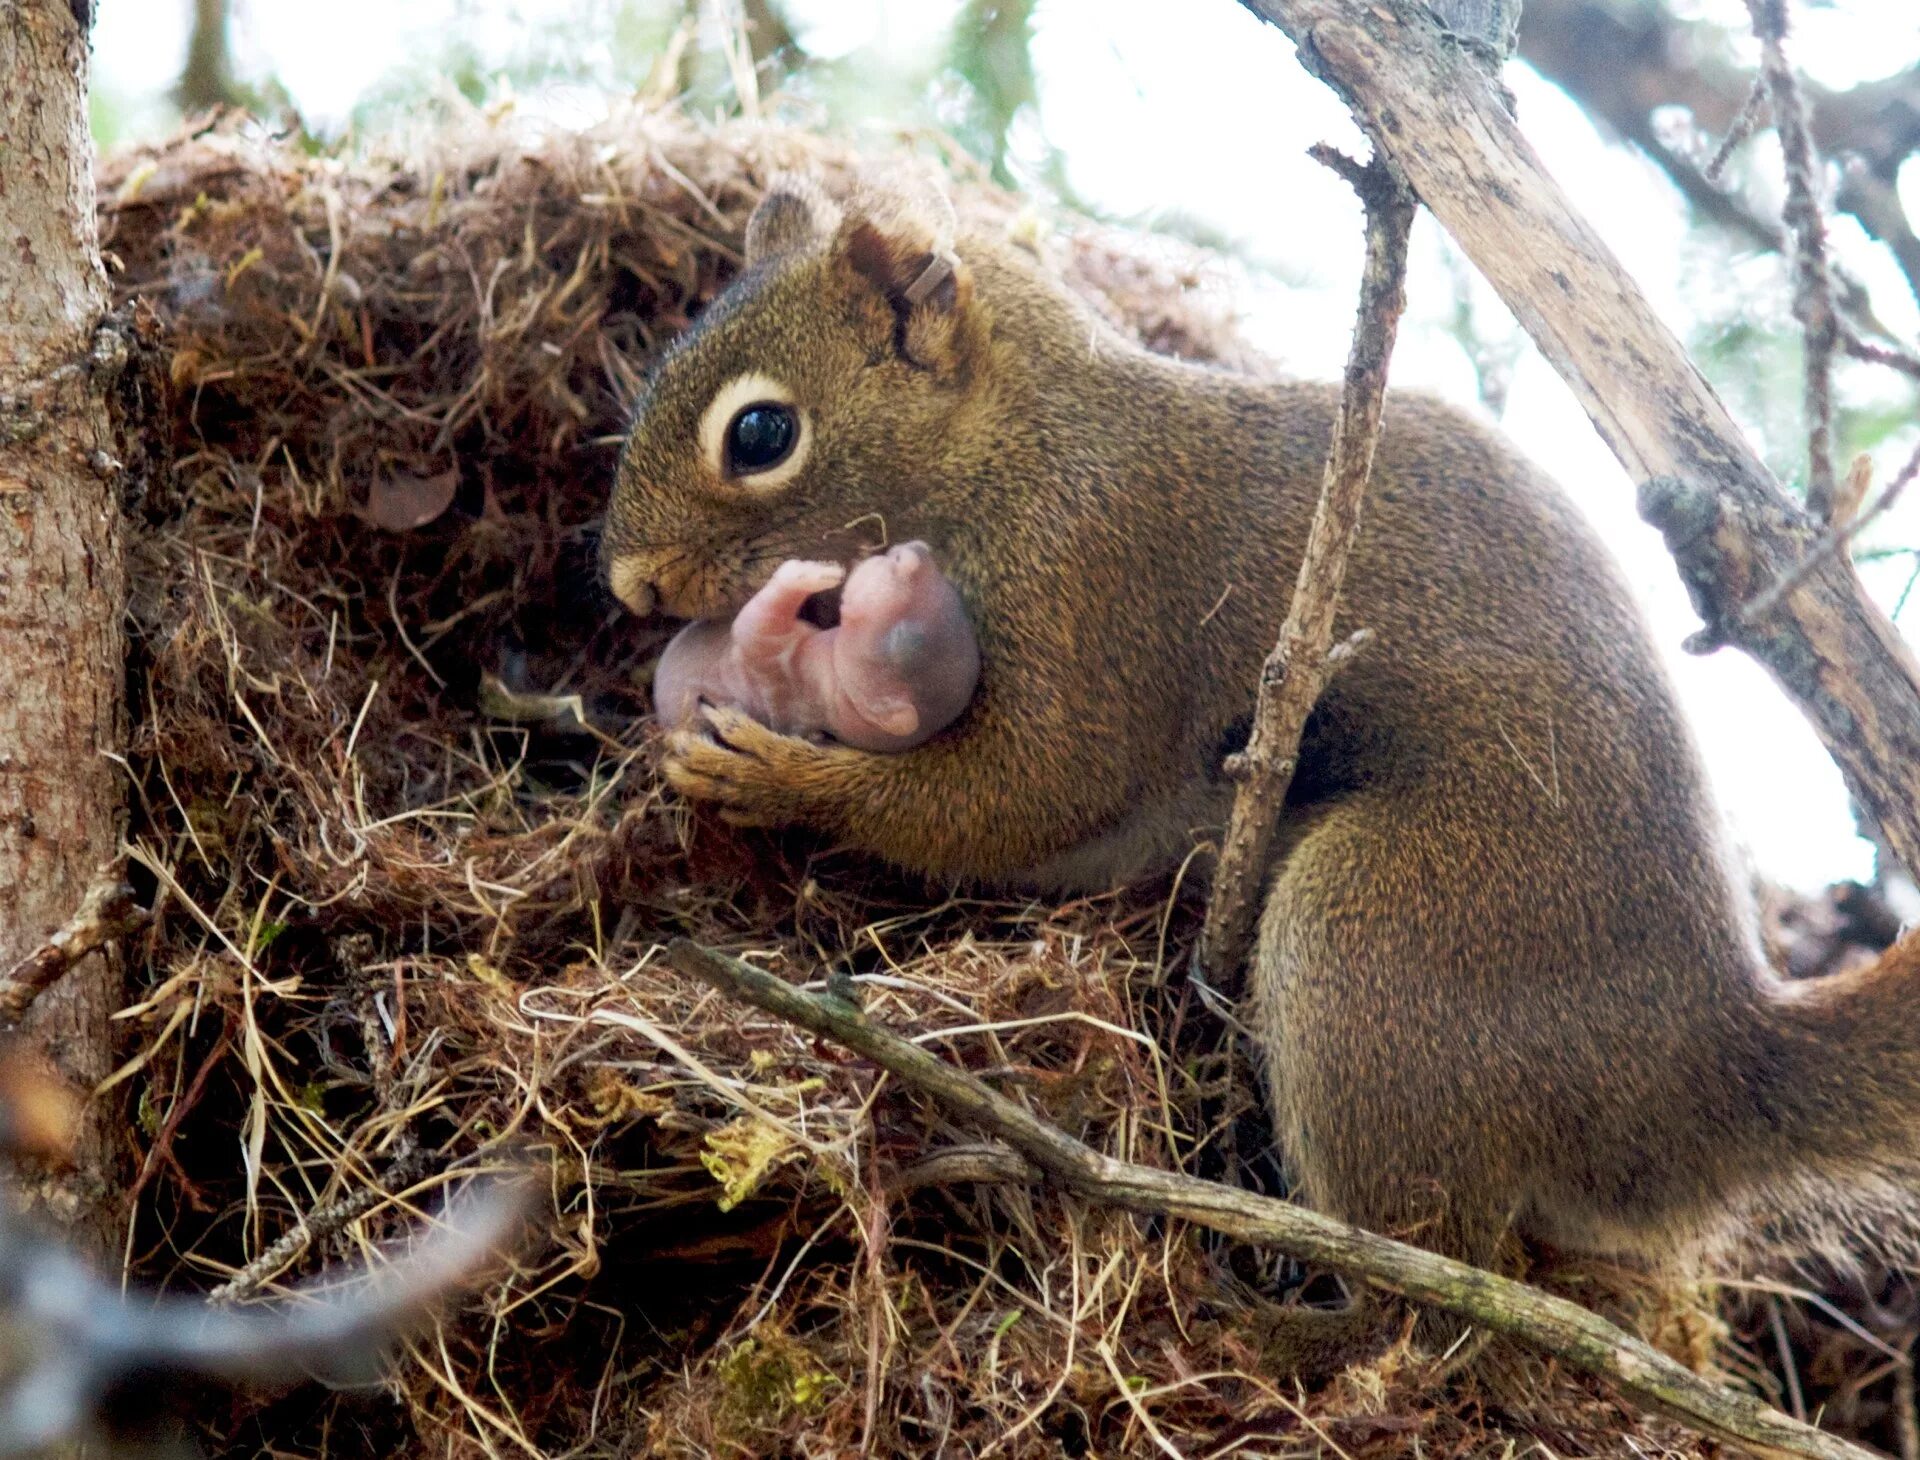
[[1737, 930, 1920, 1268]]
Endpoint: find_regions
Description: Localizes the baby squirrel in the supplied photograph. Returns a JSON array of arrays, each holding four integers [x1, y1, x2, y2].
[[605, 174, 1920, 1281], [651, 541, 980, 751]]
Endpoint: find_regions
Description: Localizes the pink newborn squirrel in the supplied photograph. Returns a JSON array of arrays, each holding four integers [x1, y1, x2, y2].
[[652, 541, 980, 752]]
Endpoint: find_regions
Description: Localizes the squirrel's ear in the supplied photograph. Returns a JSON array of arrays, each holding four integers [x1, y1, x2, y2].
[[836, 184, 977, 377], [745, 174, 843, 266]]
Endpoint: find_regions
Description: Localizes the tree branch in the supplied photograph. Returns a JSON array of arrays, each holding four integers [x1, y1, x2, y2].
[[1237, 0, 1920, 881], [667, 939, 1876, 1460], [1516, 0, 1920, 312], [1749, 0, 1839, 518], [0, 1170, 528, 1452], [1198, 151, 1410, 991], [0, 868, 145, 1024]]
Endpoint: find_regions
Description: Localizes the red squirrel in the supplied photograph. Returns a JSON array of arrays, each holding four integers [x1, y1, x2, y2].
[[606, 173, 1920, 1301]]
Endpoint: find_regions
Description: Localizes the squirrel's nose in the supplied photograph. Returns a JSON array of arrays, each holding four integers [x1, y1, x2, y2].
[[606, 554, 660, 616]]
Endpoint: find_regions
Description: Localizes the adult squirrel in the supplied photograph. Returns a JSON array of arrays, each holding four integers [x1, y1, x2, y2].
[[604, 175, 1920, 1280]]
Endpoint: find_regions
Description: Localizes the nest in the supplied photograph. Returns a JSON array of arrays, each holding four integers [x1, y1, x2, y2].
[[87, 103, 1897, 1457]]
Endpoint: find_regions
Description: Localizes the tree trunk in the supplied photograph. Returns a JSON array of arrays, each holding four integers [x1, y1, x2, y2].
[[0, 0, 128, 1247], [176, 0, 239, 114]]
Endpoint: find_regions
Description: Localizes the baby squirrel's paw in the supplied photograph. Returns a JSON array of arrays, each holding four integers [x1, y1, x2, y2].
[[662, 704, 860, 827]]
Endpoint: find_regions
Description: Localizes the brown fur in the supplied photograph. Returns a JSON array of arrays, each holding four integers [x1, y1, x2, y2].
[[605, 177, 1920, 1282]]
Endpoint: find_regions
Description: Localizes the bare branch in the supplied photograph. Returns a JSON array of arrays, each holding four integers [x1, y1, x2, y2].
[[1740, 446, 1920, 627], [1841, 320, 1920, 381], [668, 939, 1877, 1460], [1706, 80, 1769, 184], [207, 1144, 432, 1303], [1197, 153, 1412, 990], [0, 868, 145, 1024], [1237, 0, 1920, 881], [1748, 0, 1840, 518], [1517, 0, 1920, 312]]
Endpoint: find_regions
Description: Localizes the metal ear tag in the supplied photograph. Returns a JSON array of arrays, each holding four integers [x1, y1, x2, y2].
[[902, 250, 957, 309]]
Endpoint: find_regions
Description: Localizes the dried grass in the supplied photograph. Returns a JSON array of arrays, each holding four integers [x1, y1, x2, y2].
[[88, 100, 1851, 1457]]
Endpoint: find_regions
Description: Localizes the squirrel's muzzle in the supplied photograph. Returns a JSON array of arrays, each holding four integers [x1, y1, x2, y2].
[[606, 547, 748, 620], [606, 552, 660, 617]]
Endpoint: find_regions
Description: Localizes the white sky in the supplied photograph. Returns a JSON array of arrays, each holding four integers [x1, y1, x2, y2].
[[92, 0, 1920, 889]]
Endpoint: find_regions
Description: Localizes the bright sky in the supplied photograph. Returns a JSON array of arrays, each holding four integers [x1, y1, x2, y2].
[[92, 0, 1920, 890]]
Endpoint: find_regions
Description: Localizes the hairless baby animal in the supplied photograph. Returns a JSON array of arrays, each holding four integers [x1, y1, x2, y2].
[[652, 540, 979, 752]]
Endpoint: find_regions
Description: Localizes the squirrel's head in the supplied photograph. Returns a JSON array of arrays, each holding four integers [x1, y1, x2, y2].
[[604, 173, 986, 620]]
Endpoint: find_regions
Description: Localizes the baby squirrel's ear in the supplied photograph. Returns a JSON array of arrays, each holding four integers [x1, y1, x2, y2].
[[745, 173, 844, 266], [836, 183, 977, 378]]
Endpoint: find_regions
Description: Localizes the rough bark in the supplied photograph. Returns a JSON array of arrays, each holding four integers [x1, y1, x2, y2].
[[1423, 0, 1520, 59], [0, 0, 128, 1245], [1238, 0, 1920, 881]]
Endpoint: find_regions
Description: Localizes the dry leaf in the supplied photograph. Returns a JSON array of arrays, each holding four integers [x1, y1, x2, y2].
[[363, 467, 458, 532], [478, 672, 588, 726]]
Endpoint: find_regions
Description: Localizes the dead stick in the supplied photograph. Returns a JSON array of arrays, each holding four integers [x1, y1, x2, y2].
[[668, 938, 1873, 1460], [1705, 77, 1770, 183], [208, 1142, 430, 1303], [1895, 1333, 1918, 1460], [0, 1171, 531, 1453], [1739, 445, 1920, 630], [1197, 151, 1412, 992], [1748, 0, 1839, 519], [0, 869, 146, 1024]]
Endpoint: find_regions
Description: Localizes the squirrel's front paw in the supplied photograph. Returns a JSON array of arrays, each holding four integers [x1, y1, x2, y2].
[[662, 704, 858, 827]]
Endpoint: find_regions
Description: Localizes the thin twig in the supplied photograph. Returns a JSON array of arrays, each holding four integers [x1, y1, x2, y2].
[[0, 868, 147, 1024], [1748, 0, 1840, 518], [1705, 77, 1769, 182], [1840, 322, 1920, 382], [1196, 150, 1413, 992], [1768, 1295, 1809, 1423], [209, 1142, 430, 1303], [668, 938, 1878, 1460], [1740, 442, 1920, 629]]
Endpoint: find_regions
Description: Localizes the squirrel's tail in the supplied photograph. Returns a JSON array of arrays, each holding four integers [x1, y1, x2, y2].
[[1738, 929, 1920, 1267]]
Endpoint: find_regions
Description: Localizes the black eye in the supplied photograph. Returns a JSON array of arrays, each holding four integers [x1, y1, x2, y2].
[[726, 403, 798, 474]]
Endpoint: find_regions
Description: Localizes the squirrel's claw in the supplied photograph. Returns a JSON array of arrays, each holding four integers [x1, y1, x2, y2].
[[662, 704, 856, 827]]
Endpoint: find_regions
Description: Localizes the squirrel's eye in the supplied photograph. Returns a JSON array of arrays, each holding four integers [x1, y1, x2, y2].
[[725, 403, 798, 475]]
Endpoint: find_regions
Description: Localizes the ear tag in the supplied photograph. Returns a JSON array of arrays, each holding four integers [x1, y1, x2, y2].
[[902, 251, 958, 309]]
